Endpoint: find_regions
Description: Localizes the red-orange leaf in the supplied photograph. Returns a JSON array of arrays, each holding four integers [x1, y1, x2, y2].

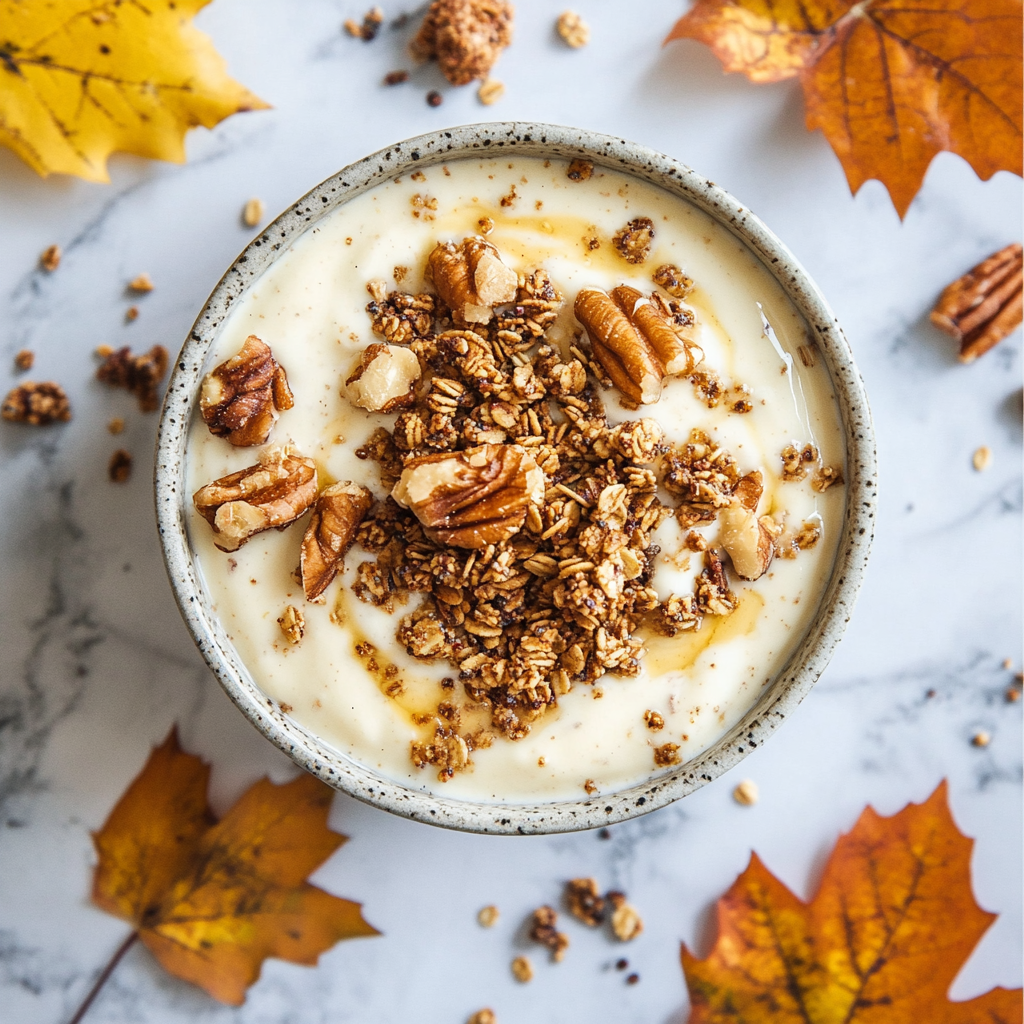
[[92, 728, 378, 1005], [682, 781, 1022, 1023], [666, 0, 1023, 217]]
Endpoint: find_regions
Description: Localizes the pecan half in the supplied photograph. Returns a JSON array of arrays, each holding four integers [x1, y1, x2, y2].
[[1, 382, 71, 425], [931, 243, 1022, 363], [718, 471, 779, 581], [611, 284, 703, 375], [200, 335, 294, 446], [300, 482, 374, 602], [345, 343, 421, 413], [392, 443, 544, 548], [574, 287, 664, 405], [193, 445, 317, 551], [412, 0, 514, 85], [428, 237, 517, 324]]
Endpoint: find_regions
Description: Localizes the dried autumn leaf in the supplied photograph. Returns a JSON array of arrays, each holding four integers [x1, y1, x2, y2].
[[0, 0, 268, 182], [682, 781, 1022, 1023], [666, 0, 1023, 217], [91, 728, 378, 1005]]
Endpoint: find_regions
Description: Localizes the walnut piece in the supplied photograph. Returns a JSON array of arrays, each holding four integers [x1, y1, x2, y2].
[[611, 284, 703, 376], [428, 237, 517, 324], [200, 335, 294, 446], [574, 287, 664, 405], [811, 464, 844, 491], [96, 345, 169, 413], [278, 605, 305, 644], [718, 471, 779, 581], [529, 905, 569, 961], [392, 443, 544, 548], [346, 343, 421, 413], [643, 709, 664, 730], [608, 892, 643, 941], [193, 445, 317, 552], [652, 263, 693, 298], [557, 11, 590, 47], [1, 382, 71, 425], [930, 243, 1022, 363], [612, 217, 655, 265], [412, 0, 514, 85], [565, 878, 605, 927], [14, 349, 34, 372], [301, 483, 374, 602], [477, 904, 500, 927], [653, 742, 681, 767]]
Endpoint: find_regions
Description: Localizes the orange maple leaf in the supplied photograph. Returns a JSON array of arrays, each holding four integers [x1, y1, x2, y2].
[[666, 0, 1023, 217], [91, 728, 378, 1006], [682, 781, 1022, 1022]]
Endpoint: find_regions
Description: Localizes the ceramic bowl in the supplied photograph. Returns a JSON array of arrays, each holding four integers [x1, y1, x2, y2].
[[155, 122, 876, 834]]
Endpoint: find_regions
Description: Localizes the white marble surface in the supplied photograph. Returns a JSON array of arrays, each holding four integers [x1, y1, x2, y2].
[[0, 2, 1020, 1022]]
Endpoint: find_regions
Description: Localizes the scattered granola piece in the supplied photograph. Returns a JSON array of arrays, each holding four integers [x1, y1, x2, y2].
[[557, 10, 590, 47], [652, 263, 692, 298], [971, 730, 991, 747], [565, 878, 605, 926], [477, 77, 505, 105], [972, 445, 993, 471], [616, 958, 629, 970], [811, 465, 844, 491], [108, 449, 132, 483], [1002, 658, 1013, 670], [653, 742, 681, 767], [426, 89, 444, 107], [1, 382, 71, 425], [14, 349, 33, 372], [566, 158, 593, 182], [413, 0, 515, 85], [607, 892, 643, 941], [96, 345, 169, 412], [468, 1011, 496, 1024], [125, 305, 139, 322], [1005, 687, 1021, 703], [344, 6, 384, 40], [530, 905, 569, 961], [478, 216, 494, 234], [129, 273, 154, 292], [278, 605, 305, 645], [626, 973, 640, 985], [477, 904, 500, 928], [384, 69, 410, 85], [643, 709, 664, 731], [242, 197, 265, 227], [780, 442, 818, 482], [583, 779, 598, 795], [40, 244, 61, 272], [732, 779, 759, 806], [612, 217, 655, 265], [108, 417, 125, 434], [511, 955, 533, 983]]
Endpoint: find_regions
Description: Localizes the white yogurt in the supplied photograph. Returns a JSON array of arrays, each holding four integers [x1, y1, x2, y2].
[[185, 156, 846, 802]]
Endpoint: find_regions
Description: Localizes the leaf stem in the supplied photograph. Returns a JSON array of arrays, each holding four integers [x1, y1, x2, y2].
[[66, 930, 139, 1024]]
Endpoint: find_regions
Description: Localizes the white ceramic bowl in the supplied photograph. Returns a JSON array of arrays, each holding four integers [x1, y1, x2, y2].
[[155, 123, 876, 834]]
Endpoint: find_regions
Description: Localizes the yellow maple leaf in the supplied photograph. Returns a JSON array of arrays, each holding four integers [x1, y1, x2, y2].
[[0, 0, 268, 182]]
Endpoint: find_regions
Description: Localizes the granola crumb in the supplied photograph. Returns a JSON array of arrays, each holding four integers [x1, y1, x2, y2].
[[811, 464, 844, 491], [243, 197, 265, 227], [108, 449, 132, 483], [615, 958, 628, 970], [129, 273, 154, 293], [500, 184, 518, 207], [14, 349, 34, 372], [125, 305, 139, 322], [732, 778, 758, 806], [598, 827, 612, 840], [40, 244, 61, 272], [278, 605, 305, 645], [781, 442, 818, 482], [972, 445, 993, 471], [530, 905, 569, 961], [653, 742, 681, 767], [583, 779, 598, 795], [565, 878, 605, 926], [556, 11, 590, 47], [345, 6, 383, 40], [106, 417, 124, 435], [613, 217, 655, 265], [384, 69, 410, 85], [477, 904, 500, 928], [468, 1011, 496, 1024], [426, 90, 444, 107], [608, 892, 643, 941], [566, 158, 593, 182], [511, 955, 533, 983], [652, 263, 693, 298], [626, 973, 640, 985], [477, 78, 505, 105], [1, 382, 71, 425], [1006, 687, 1021, 703], [478, 216, 494, 235], [971, 730, 991, 747], [1002, 657, 1013, 670], [643, 709, 665, 731]]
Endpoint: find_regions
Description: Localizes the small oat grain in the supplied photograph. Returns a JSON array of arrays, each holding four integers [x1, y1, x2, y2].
[[972, 445, 993, 471], [477, 904, 499, 928], [511, 956, 533, 983], [243, 197, 265, 227], [477, 78, 505, 105], [733, 779, 759, 806]]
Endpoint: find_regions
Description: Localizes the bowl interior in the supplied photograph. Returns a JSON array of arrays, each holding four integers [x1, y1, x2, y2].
[[155, 122, 876, 835]]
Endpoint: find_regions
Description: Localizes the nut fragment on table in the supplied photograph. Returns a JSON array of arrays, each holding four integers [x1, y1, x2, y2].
[[200, 335, 294, 445], [468, 1011, 496, 1024], [1, 382, 71, 425], [412, 0, 514, 85], [565, 878, 605, 926], [556, 11, 590, 47], [392, 443, 544, 548], [108, 449, 132, 483], [301, 482, 374, 602], [733, 778, 759, 805], [477, 77, 505, 105], [811, 464, 844, 492], [930, 243, 1023, 363], [511, 955, 533, 983], [14, 349, 34, 372], [477, 904, 499, 927], [608, 891, 643, 941], [40, 244, 61, 272], [129, 273, 154, 292], [193, 445, 318, 552], [428, 237, 517, 324], [346, 343, 421, 413], [529, 905, 569, 961], [612, 217, 655, 265], [278, 605, 305, 644], [972, 445, 993, 471], [344, 6, 383, 40], [242, 197, 265, 227], [96, 344, 169, 412]]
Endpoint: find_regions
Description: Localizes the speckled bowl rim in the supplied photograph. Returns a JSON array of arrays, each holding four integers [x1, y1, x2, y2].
[[155, 122, 877, 835]]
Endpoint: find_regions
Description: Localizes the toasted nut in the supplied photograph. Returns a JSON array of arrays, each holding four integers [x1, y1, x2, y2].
[[607, 892, 643, 941], [612, 217, 655, 265], [574, 287, 664, 405], [565, 878, 605, 926], [40, 244, 61, 272], [468, 1011, 496, 1024], [972, 445, 993, 471], [566, 158, 593, 182], [530, 905, 569, 961], [719, 471, 779, 581], [14, 349, 34, 372], [1, 382, 71, 425], [652, 263, 692, 298], [811, 464, 844, 491], [393, 443, 545, 548], [346, 343, 421, 413], [611, 285, 702, 375], [96, 345, 169, 413], [301, 483, 374, 602], [278, 605, 305, 644], [653, 742, 681, 767], [242, 197, 265, 227], [733, 779, 759, 805], [108, 449, 132, 483], [511, 955, 533, 983], [428, 238, 517, 324], [477, 904, 500, 928], [971, 730, 991, 747], [125, 305, 139, 322], [931, 243, 1023, 363], [193, 445, 318, 552], [129, 273, 153, 292], [477, 77, 505, 105], [200, 335, 294, 446], [557, 11, 590, 47], [412, 0, 514, 86], [643, 709, 664, 730]]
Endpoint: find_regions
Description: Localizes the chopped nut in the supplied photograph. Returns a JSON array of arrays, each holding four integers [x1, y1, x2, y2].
[[566, 159, 593, 182], [393, 444, 544, 548], [40, 244, 61, 272], [612, 217, 655, 265], [129, 273, 154, 292], [108, 449, 132, 483], [511, 955, 533, 983], [477, 904, 500, 928], [530, 905, 569, 961], [556, 11, 590, 47], [719, 474, 779, 582], [732, 779, 759, 806], [242, 197, 265, 227], [428, 237, 517, 324], [125, 305, 139, 322], [565, 878, 605, 926], [468, 1011, 496, 1024], [278, 605, 305, 645], [1, 382, 71, 425], [971, 730, 991, 747], [384, 69, 410, 85], [781, 442, 818, 482], [811, 465, 844, 491], [643, 709, 664, 730], [607, 892, 643, 941], [345, 6, 383, 40], [583, 779, 598, 795], [611, 284, 703, 376], [653, 742, 681, 767], [931, 243, 1023, 363], [107, 417, 124, 434], [413, 0, 514, 85], [96, 345, 169, 413], [193, 445, 318, 552], [200, 335, 294, 445], [301, 483, 374, 602], [477, 77, 505, 104], [972, 445, 992, 471], [346, 343, 422, 413], [14, 349, 34, 372], [652, 263, 692, 299]]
